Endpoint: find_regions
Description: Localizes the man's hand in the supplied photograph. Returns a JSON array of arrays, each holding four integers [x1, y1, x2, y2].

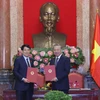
[[22, 78, 30, 83], [51, 77, 58, 82]]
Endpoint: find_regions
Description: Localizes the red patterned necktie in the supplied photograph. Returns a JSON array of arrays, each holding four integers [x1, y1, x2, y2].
[[26, 59, 30, 67]]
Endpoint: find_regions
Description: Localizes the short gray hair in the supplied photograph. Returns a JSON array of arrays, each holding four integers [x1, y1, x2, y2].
[[53, 44, 62, 49]]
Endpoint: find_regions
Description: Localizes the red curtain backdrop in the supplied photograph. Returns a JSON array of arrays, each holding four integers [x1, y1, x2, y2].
[[23, 0, 76, 47]]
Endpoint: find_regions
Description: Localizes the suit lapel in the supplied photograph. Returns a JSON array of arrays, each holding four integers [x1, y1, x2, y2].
[[53, 58, 56, 65], [21, 56, 28, 68], [22, 56, 33, 67]]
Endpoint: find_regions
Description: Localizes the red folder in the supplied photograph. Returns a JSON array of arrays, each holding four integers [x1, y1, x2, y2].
[[37, 74, 45, 87], [26, 67, 38, 83], [44, 65, 56, 81]]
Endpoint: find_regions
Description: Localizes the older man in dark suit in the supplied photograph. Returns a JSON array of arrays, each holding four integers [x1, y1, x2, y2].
[[13, 44, 34, 100], [50, 44, 70, 94]]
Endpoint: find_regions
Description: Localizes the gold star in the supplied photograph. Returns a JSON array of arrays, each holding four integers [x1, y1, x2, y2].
[[92, 40, 100, 62]]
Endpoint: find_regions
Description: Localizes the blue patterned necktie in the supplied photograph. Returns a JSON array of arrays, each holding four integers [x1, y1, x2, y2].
[[55, 57, 59, 66]]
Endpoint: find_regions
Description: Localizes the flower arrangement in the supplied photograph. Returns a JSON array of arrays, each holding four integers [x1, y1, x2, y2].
[[62, 45, 85, 68], [13, 45, 85, 70], [31, 48, 54, 73], [39, 82, 52, 90]]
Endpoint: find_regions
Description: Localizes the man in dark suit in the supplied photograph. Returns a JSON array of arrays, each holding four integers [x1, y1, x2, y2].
[[13, 44, 34, 100], [50, 44, 70, 94]]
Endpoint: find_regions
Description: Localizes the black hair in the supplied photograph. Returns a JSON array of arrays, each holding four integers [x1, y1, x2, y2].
[[21, 44, 31, 50]]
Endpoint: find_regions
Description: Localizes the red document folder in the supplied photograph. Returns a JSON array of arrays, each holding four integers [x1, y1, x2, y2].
[[44, 65, 56, 81], [37, 74, 45, 87], [26, 67, 38, 83]]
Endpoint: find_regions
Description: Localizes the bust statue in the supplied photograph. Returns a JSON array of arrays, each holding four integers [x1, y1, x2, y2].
[[33, 2, 66, 48]]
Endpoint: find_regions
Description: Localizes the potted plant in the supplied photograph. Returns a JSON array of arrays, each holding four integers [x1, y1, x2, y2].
[[35, 90, 72, 100]]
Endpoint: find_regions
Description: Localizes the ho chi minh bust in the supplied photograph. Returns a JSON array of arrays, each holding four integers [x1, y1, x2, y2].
[[33, 2, 66, 48]]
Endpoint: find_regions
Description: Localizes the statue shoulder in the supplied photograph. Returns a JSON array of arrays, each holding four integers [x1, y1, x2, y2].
[[33, 33, 44, 37], [54, 32, 67, 39], [32, 33, 46, 40]]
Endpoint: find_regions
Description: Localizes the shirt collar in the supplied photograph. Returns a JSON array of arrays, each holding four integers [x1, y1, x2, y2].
[[56, 54, 62, 59], [23, 55, 29, 60]]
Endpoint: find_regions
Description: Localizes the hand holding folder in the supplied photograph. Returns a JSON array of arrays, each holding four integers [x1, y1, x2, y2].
[[26, 67, 38, 83], [44, 65, 56, 81], [27, 67, 45, 87]]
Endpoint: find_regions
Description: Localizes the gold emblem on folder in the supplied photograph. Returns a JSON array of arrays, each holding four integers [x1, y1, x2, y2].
[[30, 71, 34, 75], [48, 69, 52, 73]]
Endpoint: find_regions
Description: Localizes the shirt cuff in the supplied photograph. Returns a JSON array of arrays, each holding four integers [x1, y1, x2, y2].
[[22, 78, 25, 81]]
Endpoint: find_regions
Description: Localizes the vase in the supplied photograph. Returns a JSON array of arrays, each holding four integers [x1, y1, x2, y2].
[[77, 65, 84, 74], [70, 68, 77, 73]]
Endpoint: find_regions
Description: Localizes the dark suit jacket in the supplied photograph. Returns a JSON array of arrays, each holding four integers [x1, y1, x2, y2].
[[50, 55, 70, 90], [13, 56, 34, 91]]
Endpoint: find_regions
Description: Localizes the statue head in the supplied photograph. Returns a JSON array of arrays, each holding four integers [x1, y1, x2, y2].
[[40, 2, 60, 34]]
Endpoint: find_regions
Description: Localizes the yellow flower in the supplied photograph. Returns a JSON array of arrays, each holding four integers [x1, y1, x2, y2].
[[44, 87, 48, 90], [47, 83, 51, 87]]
